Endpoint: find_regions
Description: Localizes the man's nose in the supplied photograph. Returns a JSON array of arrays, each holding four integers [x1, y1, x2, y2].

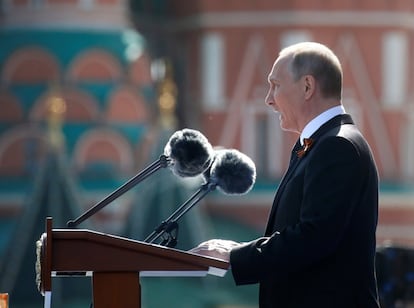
[[265, 90, 273, 106]]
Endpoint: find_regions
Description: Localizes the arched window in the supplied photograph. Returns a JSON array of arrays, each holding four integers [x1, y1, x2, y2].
[[73, 127, 134, 177], [30, 87, 100, 122], [1, 46, 60, 84], [67, 49, 122, 82], [106, 85, 149, 123]]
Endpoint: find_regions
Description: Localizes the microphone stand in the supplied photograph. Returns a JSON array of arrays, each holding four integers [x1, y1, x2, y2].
[[67, 155, 171, 228], [144, 182, 217, 248]]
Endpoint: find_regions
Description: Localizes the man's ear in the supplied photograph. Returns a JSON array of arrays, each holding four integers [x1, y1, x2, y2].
[[303, 75, 315, 100]]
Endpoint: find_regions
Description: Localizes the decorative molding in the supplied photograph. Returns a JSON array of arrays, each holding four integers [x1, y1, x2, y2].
[[171, 11, 414, 31], [1, 5, 130, 30]]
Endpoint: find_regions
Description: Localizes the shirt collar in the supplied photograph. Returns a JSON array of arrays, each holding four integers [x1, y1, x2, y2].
[[300, 105, 346, 145]]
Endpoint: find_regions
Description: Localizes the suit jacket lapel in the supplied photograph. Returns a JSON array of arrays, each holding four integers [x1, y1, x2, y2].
[[265, 140, 302, 235]]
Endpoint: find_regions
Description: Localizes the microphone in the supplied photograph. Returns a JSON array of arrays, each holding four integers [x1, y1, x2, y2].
[[164, 128, 214, 177], [209, 149, 256, 195], [144, 148, 256, 247], [67, 128, 214, 228]]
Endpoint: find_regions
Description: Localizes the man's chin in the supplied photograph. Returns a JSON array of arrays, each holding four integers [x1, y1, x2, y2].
[[279, 122, 297, 134], [278, 117, 287, 130], [278, 115, 294, 132]]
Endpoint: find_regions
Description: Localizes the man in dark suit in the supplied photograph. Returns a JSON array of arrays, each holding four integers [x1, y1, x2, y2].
[[191, 42, 380, 307]]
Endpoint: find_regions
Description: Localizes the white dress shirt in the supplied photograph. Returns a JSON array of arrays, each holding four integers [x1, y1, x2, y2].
[[300, 105, 346, 145]]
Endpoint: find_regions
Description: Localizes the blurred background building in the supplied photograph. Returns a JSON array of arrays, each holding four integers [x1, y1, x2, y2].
[[1, 0, 414, 307]]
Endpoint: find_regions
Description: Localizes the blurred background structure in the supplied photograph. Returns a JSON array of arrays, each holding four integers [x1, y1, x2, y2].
[[1, 0, 414, 307]]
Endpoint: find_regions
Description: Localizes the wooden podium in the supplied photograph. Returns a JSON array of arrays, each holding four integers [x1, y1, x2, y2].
[[36, 217, 229, 307]]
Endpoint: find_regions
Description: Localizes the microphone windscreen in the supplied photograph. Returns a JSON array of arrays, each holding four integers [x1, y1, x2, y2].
[[164, 128, 214, 177], [209, 149, 256, 195], [200, 145, 225, 184]]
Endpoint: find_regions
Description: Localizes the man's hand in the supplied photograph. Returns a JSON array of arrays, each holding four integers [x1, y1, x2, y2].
[[189, 239, 240, 262]]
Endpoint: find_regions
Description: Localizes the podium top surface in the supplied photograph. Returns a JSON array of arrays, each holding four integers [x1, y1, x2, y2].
[[45, 227, 229, 274]]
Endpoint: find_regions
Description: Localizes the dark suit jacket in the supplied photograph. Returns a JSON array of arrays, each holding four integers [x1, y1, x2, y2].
[[230, 114, 380, 307]]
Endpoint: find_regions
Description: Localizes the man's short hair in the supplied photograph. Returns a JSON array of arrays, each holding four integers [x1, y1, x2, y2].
[[280, 42, 343, 100]]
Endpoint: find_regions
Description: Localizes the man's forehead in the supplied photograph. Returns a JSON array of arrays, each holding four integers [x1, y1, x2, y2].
[[268, 56, 289, 80]]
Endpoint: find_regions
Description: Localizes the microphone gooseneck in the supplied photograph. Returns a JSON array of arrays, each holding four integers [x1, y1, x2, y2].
[[67, 154, 171, 228], [67, 128, 213, 228], [144, 182, 216, 246], [145, 148, 256, 247]]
